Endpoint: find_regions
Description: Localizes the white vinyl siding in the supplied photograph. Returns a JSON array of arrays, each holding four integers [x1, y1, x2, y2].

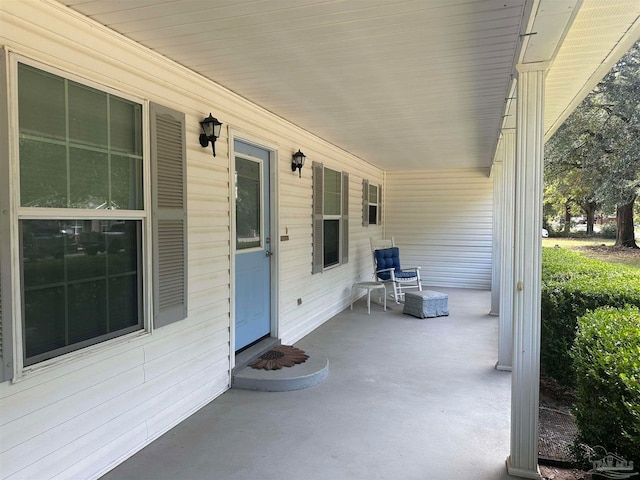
[[0, 14, 229, 480], [0, 3, 384, 478], [281, 156, 382, 344], [385, 169, 493, 289]]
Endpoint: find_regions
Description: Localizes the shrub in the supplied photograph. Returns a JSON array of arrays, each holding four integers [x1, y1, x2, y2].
[[572, 306, 640, 468], [599, 223, 617, 239], [547, 226, 568, 238], [541, 248, 640, 385]]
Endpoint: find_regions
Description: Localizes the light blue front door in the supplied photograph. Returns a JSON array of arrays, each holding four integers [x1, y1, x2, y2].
[[234, 140, 272, 351]]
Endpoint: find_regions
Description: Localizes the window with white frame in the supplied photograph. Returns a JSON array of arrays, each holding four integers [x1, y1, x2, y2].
[[312, 162, 349, 273], [17, 62, 145, 366], [368, 184, 378, 225], [0, 59, 187, 376], [362, 179, 381, 227], [323, 167, 342, 268]]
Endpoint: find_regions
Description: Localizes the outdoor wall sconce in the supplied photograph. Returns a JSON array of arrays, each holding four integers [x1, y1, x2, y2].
[[199, 113, 223, 157], [291, 149, 306, 178]]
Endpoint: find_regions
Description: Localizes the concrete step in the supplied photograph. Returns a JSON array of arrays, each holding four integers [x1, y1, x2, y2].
[[232, 350, 329, 392], [233, 337, 281, 375]]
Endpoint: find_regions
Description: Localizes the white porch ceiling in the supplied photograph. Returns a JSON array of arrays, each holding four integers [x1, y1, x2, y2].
[[61, 0, 640, 171], [544, 0, 640, 139]]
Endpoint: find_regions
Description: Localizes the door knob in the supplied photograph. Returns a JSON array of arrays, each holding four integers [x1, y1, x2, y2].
[[266, 251, 273, 257]]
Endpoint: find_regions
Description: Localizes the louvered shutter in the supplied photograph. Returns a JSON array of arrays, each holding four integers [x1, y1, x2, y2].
[[312, 162, 324, 274], [0, 262, 3, 379], [150, 103, 187, 327], [0, 233, 12, 382], [378, 183, 383, 225], [362, 179, 369, 227], [342, 172, 349, 265], [0, 49, 11, 381], [0, 254, 7, 382]]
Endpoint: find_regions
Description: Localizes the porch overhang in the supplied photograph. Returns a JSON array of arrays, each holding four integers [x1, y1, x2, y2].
[[58, 0, 640, 174], [498, 0, 640, 144]]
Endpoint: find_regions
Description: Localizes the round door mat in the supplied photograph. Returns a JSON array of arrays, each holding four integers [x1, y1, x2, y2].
[[249, 345, 309, 370]]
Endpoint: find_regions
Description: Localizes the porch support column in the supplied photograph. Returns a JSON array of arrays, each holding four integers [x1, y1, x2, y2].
[[507, 62, 548, 480], [490, 143, 503, 317], [497, 130, 515, 371]]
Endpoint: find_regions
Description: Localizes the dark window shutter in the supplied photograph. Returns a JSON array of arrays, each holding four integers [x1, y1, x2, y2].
[[0, 261, 3, 379], [0, 254, 7, 382], [0, 49, 11, 381], [378, 183, 383, 225], [342, 171, 349, 265], [0, 233, 13, 383], [362, 179, 369, 227], [312, 161, 324, 274], [150, 103, 187, 328]]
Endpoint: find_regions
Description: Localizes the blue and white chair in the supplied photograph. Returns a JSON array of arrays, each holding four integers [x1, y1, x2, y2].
[[371, 238, 422, 303]]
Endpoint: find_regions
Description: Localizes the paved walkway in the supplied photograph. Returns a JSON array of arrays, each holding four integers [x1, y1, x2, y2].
[[102, 288, 513, 480]]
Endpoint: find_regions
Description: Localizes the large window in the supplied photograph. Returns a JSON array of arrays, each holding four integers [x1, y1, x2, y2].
[[0, 58, 186, 381], [17, 62, 145, 366], [312, 162, 349, 273]]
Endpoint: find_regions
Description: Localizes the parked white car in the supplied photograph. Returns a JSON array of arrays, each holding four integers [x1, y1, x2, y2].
[[542, 228, 549, 238]]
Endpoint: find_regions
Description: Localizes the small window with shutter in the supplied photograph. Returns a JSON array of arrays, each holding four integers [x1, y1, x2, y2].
[[312, 163, 349, 273], [368, 184, 379, 225], [362, 180, 381, 226]]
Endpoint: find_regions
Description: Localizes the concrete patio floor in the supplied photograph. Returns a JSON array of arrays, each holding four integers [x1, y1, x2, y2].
[[102, 288, 513, 480]]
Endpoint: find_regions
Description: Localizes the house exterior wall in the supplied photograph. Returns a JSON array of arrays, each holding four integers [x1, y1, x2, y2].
[[0, 2, 382, 479], [385, 169, 493, 289]]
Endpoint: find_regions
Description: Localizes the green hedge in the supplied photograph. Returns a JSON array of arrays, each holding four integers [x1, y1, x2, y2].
[[572, 306, 640, 467], [541, 248, 640, 385]]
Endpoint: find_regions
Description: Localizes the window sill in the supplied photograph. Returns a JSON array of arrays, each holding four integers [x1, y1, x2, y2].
[[322, 262, 342, 272]]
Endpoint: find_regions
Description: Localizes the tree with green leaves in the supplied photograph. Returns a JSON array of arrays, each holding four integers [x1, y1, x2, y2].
[[543, 171, 599, 235], [545, 41, 640, 247]]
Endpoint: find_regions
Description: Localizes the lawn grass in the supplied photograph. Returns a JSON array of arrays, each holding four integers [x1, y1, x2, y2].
[[542, 236, 640, 269], [542, 237, 615, 249]]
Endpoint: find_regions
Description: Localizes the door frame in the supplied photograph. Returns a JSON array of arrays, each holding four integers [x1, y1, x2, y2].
[[228, 128, 279, 371]]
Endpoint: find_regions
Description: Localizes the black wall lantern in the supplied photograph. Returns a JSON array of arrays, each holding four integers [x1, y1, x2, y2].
[[291, 149, 306, 178], [199, 113, 223, 157]]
